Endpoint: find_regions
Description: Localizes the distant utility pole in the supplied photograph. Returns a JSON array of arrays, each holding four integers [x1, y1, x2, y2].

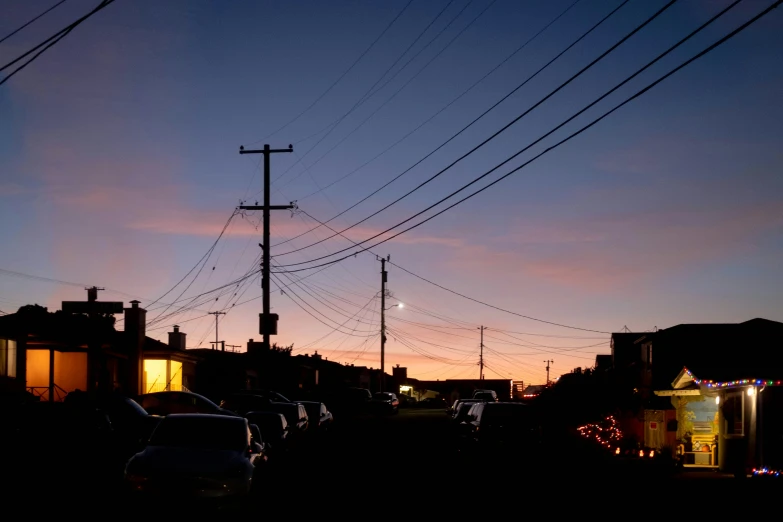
[[209, 311, 225, 350], [478, 326, 485, 380], [238, 144, 294, 352], [225, 344, 241, 353], [544, 359, 553, 385]]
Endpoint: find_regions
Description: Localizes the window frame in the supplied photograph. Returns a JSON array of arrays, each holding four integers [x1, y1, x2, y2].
[[0, 338, 17, 378], [723, 391, 744, 438]]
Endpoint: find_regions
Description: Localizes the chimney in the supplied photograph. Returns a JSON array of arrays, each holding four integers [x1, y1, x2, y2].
[[124, 300, 146, 396], [168, 325, 186, 351], [247, 338, 265, 355]]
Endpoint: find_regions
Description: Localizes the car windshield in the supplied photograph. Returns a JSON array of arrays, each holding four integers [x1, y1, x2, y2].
[[149, 416, 247, 451], [484, 405, 532, 427], [272, 404, 298, 422], [122, 398, 149, 416], [247, 414, 283, 433]]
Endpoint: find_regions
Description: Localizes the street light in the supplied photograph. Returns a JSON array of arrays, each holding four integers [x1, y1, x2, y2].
[[380, 302, 402, 392]]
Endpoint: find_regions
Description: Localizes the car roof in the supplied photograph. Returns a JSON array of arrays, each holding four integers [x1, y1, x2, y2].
[[247, 411, 285, 418], [165, 413, 246, 422]]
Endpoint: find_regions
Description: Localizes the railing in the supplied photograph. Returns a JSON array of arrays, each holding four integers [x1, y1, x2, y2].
[[27, 385, 68, 402], [143, 383, 190, 394]]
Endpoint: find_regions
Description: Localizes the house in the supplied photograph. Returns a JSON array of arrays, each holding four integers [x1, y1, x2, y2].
[[0, 291, 202, 402], [0, 298, 142, 400], [650, 318, 783, 475], [141, 325, 199, 394]]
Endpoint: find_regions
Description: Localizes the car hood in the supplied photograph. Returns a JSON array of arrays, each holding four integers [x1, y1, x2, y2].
[[129, 446, 247, 475]]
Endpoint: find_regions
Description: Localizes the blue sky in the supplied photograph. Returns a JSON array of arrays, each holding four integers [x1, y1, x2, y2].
[[1, 0, 782, 384]]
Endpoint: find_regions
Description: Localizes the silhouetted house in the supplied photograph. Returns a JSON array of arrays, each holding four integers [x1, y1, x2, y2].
[[594, 354, 612, 373], [649, 318, 783, 475], [186, 348, 254, 403], [0, 297, 149, 401], [141, 325, 199, 394]]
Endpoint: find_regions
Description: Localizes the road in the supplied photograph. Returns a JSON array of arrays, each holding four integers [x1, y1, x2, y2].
[[12, 407, 780, 513]]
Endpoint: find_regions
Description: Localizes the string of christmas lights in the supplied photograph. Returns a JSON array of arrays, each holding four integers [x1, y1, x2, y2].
[[752, 467, 781, 478], [684, 368, 783, 389], [577, 415, 623, 450]]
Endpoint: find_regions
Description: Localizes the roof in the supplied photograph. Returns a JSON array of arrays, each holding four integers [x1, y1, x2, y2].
[[654, 318, 783, 383]]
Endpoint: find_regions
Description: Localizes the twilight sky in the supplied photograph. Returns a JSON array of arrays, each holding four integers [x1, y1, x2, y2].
[[1, 0, 782, 385]]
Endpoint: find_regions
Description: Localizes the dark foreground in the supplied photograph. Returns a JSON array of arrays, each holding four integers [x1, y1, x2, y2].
[[8, 409, 780, 514]]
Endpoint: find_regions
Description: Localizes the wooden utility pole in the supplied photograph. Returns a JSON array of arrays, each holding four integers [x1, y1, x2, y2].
[[208, 311, 225, 350], [479, 326, 485, 380], [238, 144, 294, 351], [544, 359, 553, 385], [379, 255, 388, 393]]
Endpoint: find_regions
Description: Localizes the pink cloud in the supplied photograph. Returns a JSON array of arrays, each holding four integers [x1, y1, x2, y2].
[[444, 202, 783, 290]]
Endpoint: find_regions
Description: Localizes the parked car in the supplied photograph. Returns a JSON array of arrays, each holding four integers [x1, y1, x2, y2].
[[64, 390, 163, 462], [298, 401, 334, 434], [451, 401, 479, 425], [447, 398, 482, 417], [125, 414, 268, 498], [457, 402, 541, 462], [138, 391, 239, 417], [8, 401, 118, 486], [245, 411, 290, 456], [325, 387, 372, 416], [235, 389, 292, 403], [219, 393, 274, 416], [372, 392, 400, 414], [472, 389, 499, 402], [418, 397, 447, 409], [398, 394, 417, 408], [269, 402, 309, 444]]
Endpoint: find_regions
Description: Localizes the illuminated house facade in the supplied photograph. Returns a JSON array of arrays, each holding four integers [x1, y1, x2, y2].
[[0, 295, 200, 401], [141, 326, 199, 394], [0, 302, 133, 400], [648, 319, 783, 476]]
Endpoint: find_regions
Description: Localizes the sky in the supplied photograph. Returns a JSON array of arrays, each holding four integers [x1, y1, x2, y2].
[[1, 0, 782, 386]]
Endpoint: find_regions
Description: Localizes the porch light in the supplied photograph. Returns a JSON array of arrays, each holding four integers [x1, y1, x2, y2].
[[747, 387, 756, 397], [715, 396, 720, 405]]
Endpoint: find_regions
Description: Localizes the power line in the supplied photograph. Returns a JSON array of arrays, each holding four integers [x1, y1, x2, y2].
[[290, 0, 583, 206], [281, 209, 610, 334], [271, 0, 766, 277], [271, 0, 636, 259], [1, 0, 117, 87], [275, 0, 498, 191], [145, 209, 238, 321], [0, 0, 69, 45], [245, 0, 416, 145], [269, 272, 377, 336], [272, 0, 469, 188]]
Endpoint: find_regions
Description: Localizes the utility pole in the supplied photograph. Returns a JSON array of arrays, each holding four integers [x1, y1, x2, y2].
[[544, 359, 553, 385], [209, 311, 225, 350], [238, 144, 294, 351], [379, 255, 388, 393], [478, 326, 485, 380], [225, 344, 241, 353]]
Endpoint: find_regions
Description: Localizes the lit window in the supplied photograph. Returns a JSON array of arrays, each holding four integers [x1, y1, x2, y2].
[[0, 339, 17, 378]]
